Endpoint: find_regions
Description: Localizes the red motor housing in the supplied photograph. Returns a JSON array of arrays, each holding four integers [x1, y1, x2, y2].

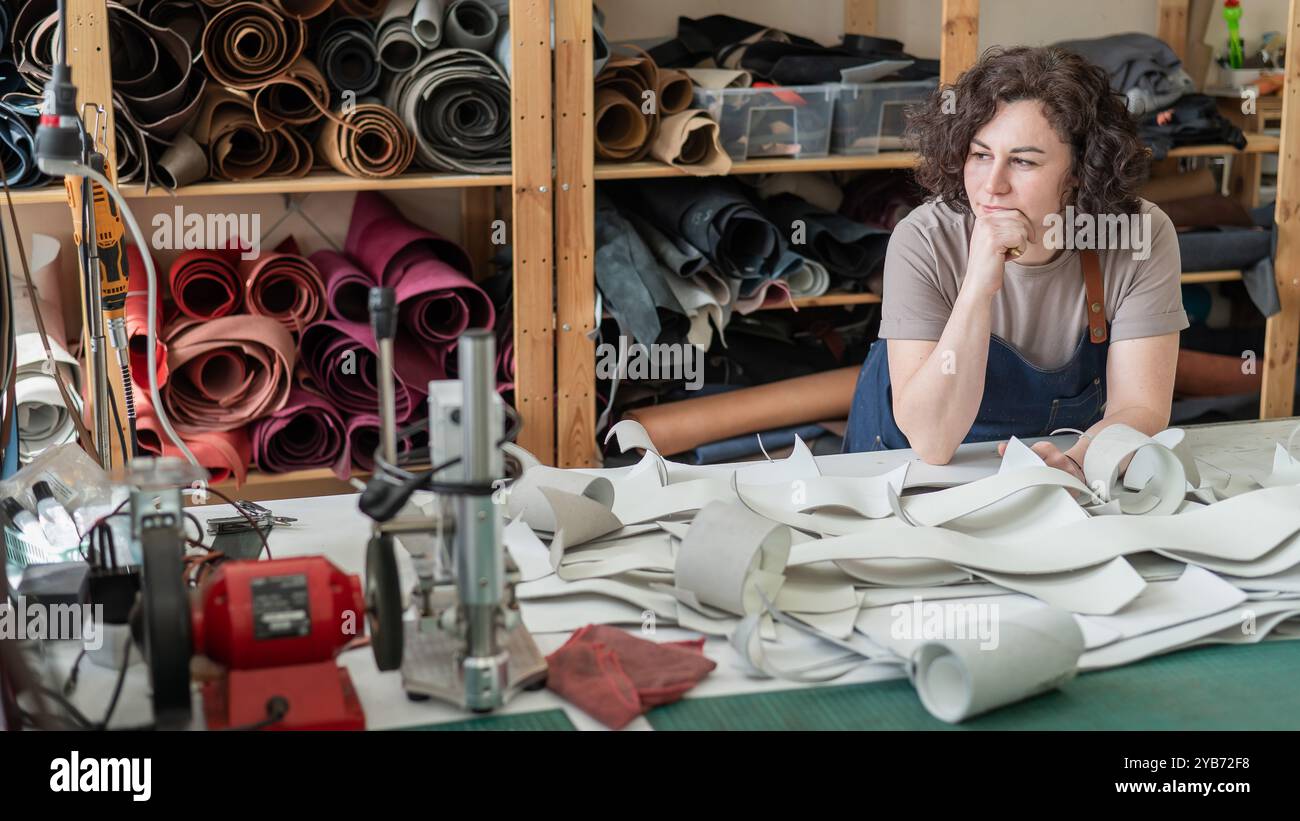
[[192, 557, 364, 668]]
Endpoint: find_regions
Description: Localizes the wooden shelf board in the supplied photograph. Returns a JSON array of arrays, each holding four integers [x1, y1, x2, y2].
[[7, 170, 513, 205], [594, 152, 918, 180], [207, 468, 366, 504], [1166, 133, 1279, 157]]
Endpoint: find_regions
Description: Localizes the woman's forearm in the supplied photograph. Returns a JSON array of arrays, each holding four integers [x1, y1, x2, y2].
[[893, 288, 996, 463]]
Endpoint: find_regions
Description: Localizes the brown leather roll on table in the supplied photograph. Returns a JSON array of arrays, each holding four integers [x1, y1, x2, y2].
[[622, 366, 860, 456]]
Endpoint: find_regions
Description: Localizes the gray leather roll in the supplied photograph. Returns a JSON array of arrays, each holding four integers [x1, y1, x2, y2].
[[386, 48, 511, 173], [317, 16, 382, 95], [444, 0, 499, 54], [411, 0, 445, 49], [377, 0, 421, 72]]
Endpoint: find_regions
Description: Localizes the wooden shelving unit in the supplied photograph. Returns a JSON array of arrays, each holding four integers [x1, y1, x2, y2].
[[8, 171, 513, 205], [551, 0, 1300, 469], [46, 0, 555, 498]]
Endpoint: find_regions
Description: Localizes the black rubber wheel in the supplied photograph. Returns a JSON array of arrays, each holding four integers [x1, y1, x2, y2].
[[366, 533, 403, 671], [139, 527, 193, 730]]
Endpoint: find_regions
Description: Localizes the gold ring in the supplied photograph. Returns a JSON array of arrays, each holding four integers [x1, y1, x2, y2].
[[1005, 245, 1024, 259]]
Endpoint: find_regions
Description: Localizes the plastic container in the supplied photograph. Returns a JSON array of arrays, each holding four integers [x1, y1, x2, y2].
[[831, 79, 937, 155], [692, 84, 837, 161]]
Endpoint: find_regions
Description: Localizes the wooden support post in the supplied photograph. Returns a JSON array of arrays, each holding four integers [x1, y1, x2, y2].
[[940, 0, 980, 86], [509, 0, 556, 463], [1261, 0, 1300, 418], [65, 0, 129, 470], [1156, 0, 1190, 61], [554, 0, 597, 468], [844, 0, 877, 36], [460, 187, 497, 282]]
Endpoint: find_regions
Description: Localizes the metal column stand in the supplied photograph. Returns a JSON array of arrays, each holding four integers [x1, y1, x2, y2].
[[361, 314, 546, 711]]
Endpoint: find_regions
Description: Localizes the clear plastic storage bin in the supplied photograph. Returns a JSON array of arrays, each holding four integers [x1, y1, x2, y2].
[[832, 79, 937, 155], [692, 84, 837, 161]]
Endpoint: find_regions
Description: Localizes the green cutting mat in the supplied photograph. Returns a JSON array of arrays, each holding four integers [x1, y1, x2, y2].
[[405, 709, 575, 731], [646, 640, 1300, 731]]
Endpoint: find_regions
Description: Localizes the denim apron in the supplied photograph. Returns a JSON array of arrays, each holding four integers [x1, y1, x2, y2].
[[844, 249, 1109, 453]]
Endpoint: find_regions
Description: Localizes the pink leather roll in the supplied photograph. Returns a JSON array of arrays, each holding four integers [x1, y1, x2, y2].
[[169, 248, 244, 319], [343, 190, 472, 284], [135, 390, 252, 487], [388, 245, 495, 347], [250, 386, 345, 474], [335, 413, 428, 475], [240, 237, 327, 335], [161, 314, 296, 432], [298, 319, 421, 422], [313, 248, 374, 323]]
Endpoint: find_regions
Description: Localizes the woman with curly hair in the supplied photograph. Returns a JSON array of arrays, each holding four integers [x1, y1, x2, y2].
[[844, 46, 1187, 482]]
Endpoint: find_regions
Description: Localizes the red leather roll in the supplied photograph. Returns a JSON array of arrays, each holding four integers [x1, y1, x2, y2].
[[168, 248, 243, 320], [135, 390, 252, 487], [240, 237, 327, 335], [161, 314, 296, 433]]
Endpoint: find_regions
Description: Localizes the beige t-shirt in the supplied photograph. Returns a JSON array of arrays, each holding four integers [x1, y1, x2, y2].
[[878, 198, 1188, 370]]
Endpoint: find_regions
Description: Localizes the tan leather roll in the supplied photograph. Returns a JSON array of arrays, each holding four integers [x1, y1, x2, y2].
[[315, 103, 415, 179], [201, 1, 306, 90], [623, 367, 860, 456], [650, 109, 731, 175], [251, 57, 332, 130], [594, 47, 660, 161], [656, 67, 694, 115]]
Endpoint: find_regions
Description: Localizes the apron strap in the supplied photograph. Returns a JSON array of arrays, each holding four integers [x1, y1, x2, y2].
[[1081, 249, 1107, 344]]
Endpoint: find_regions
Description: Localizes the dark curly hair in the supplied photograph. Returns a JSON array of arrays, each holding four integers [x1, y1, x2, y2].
[[908, 46, 1149, 216]]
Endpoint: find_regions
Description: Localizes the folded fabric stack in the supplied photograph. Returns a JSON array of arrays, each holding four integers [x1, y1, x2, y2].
[[596, 176, 892, 349], [126, 191, 499, 485], [508, 419, 1300, 724], [3, 0, 517, 189], [1051, 33, 1245, 158]]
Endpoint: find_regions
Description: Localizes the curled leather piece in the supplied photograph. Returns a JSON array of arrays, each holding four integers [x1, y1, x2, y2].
[[239, 237, 328, 335], [250, 56, 331, 130], [160, 314, 296, 434], [377, 0, 422, 72], [250, 387, 345, 474], [299, 319, 419, 422], [201, 1, 306, 90], [385, 48, 511, 173], [411, 0, 446, 48], [191, 86, 307, 180], [268, 0, 336, 20], [314, 101, 415, 179], [317, 16, 381, 95], [443, 0, 499, 53], [169, 248, 244, 320], [137, 0, 211, 61], [0, 96, 47, 188], [656, 68, 693, 115], [594, 47, 660, 161], [649, 109, 731, 175], [264, 124, 314, 179], [135, 389, 252, 486], [335, 0, 387, 19]]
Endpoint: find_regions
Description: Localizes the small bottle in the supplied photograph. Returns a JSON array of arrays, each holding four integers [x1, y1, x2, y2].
[[3, 497, 52, 554], [31, 481, 80, 551]]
